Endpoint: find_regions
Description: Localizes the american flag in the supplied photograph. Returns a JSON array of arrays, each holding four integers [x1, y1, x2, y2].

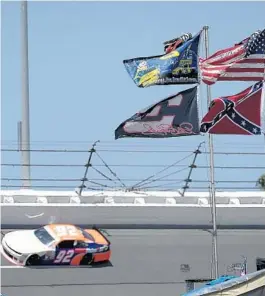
[[200, 29, 265, 85]]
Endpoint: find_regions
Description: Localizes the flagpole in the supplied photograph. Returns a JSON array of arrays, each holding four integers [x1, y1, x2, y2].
[[203, 26, 219, 279], [257, 39, 265, 191]]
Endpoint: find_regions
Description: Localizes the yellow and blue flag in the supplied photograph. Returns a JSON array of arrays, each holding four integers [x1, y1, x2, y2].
[[123, 31, 202, 88]]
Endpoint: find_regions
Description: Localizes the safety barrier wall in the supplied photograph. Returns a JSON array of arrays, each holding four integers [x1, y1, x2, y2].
[[1, 204, 265, 229], [1, 190, 265, 205], [1, 193, 265, 205]]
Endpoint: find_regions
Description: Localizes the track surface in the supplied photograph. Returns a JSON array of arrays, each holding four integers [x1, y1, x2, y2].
[[1, 229, 265, 296]]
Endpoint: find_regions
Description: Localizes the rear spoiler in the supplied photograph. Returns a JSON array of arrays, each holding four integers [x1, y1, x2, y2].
[[92, 225, 111, 245]]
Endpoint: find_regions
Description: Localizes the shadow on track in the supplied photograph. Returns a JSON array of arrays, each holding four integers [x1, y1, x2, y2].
[[25, 261, 113, 269], [2, 280, 185, 288]]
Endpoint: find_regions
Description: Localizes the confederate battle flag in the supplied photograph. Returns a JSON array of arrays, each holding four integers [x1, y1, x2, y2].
[[200, 81, 264, 135]]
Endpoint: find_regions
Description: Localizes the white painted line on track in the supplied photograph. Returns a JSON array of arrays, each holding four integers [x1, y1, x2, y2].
[[0, 265, 25, 269]]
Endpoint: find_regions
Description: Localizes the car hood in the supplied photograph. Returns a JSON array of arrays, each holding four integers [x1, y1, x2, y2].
[[4, 230, 50, 254]]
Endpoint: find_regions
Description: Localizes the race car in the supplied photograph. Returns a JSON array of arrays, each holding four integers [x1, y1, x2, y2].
[[1, 224, 111, 266]]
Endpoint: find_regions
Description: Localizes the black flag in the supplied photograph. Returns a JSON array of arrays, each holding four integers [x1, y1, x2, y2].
[[115, 86, 200, 139]]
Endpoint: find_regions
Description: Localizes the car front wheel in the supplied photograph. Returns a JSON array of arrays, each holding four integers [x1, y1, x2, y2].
[[26, 254, 41, 266]]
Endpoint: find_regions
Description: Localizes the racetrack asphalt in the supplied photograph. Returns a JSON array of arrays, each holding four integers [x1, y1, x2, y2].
[[1, 229, 265, 296]]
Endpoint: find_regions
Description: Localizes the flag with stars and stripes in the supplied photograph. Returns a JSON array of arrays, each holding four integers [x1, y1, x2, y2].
[[200, 81, 264, 135], [200, 29, 265, 85]]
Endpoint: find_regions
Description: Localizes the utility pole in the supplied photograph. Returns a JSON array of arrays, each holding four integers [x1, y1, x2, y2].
[[20, 0, 31, 188]]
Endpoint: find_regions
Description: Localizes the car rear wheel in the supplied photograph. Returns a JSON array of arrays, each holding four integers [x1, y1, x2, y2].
[[257, 258, 265, 271], [80, 253, 93, 265], [26, 254, 40, 266]]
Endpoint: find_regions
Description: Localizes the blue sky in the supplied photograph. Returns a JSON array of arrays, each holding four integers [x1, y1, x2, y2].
[[1, 1, 265, 192]]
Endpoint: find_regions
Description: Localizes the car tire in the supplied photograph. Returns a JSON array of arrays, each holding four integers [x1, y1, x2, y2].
[[26, 254, 40, 266], [80, 253, 93, 265]]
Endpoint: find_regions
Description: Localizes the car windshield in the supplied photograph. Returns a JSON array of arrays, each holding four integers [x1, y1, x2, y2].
[[34, 227, 55, 245]]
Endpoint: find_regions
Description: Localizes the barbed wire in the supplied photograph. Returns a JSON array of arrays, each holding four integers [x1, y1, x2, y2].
[[0, 178, 258, 183], [0, 184, 259, 190], [94, 151, 126, 188], [131, 153, 193, 188], [1, 148, 265, 155], [2, 142, 264, 192], [1, 139, 264, 147], [139, 183, 258, 191], [152, 187, 259, 191], [2, 163, 265, 169], [0, 185, 103, 190]]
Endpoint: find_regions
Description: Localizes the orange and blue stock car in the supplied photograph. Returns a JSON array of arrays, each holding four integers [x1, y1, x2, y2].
[[1, 224, 111, 266]]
